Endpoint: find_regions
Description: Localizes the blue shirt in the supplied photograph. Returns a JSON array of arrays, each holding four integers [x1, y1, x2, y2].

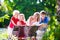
[[39, 17, 49, 24]]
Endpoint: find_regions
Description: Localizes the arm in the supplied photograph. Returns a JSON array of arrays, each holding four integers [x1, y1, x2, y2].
[[11, 17, 17, 26], [40, 23, 48, 28], [17, 21, 20, 26], [11, 19, 16, 26], [40, 17, 49, 28], [38, 23, 48, 30]]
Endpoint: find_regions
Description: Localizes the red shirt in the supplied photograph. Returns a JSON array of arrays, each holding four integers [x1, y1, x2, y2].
[[19, 20, 26, 37], [20, 20, 26, 26], [9, 16, 19, 28]]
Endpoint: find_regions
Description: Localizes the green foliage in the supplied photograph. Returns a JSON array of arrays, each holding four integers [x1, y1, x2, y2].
[[0, 29, 8, 40], [0, 0, 60, 40]]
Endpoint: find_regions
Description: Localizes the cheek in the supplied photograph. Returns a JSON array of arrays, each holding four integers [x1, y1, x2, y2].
[[42, 17, 44, 18], [41, 15, 45, 18], [20, 17, 22, 19], [21, 17, 24, 20], [15, 15, 18, 17]]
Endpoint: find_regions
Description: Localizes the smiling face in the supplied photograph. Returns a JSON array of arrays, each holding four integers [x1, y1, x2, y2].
[[13, 10, 20, 18], [30, 16, 34, 21], [41, 12, 46, 20], [33, 12, 39, 19], [14, 13, 19, 18], [33, 13, 40, 22], [18, 14, 25, 21], [20, 15, 24, 20]]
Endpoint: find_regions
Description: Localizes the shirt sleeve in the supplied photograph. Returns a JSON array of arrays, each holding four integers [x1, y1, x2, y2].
[[11, 17, 14, 21], [11, 17, 15, 24], [11, 17, 16, 23], [44, 17, 49, 24]]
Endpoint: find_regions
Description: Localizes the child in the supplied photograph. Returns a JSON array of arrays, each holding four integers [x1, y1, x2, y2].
[[27, 12, 40, 37], [7, 10, 20, 37], [32, 12, 40, 26], [36, 10, 49, 40], [27, 16, 34, 26], [17, 14, 26, 38], [17, 14, 26, 26], [39, 10, 49, 30], [27, 12, 40, 26]]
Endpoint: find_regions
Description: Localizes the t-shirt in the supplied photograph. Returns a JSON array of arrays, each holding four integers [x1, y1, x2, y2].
[[32, 22, 40, 26], [11, 16, 19, 24], [19, 20, 26, 26], [39, 17, 49, 24], [9, 16, 19, 28]]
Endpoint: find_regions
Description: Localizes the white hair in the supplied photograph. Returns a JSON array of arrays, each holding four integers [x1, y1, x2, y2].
[[13, 10, 20, 15]]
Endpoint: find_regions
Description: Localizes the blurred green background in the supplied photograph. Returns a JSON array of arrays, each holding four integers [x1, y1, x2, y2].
[[0, 0, 60, 40]]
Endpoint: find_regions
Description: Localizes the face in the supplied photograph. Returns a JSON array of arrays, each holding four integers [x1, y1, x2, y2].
[[14, 13, 19, 18], [30, 16, 34, 21], [18, 14, 21, 20], [33, 13, 40, 21], [33, 14, 37, 19], [41, 14, 46, 20], [20, 15, 24, 21]]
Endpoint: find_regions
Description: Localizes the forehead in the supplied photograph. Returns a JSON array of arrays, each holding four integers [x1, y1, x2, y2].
[[20, 15, 24, 18], [15, 13, 19, 15], [41, 13, 46, 15], [20, 14, 23, 15], [41, 12, 46, 14]]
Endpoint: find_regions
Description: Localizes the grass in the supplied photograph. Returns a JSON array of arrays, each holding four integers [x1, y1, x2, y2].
[[0, 28, 8, 40]]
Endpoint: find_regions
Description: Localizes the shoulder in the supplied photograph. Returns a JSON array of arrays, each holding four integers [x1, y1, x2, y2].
[[45, 16, 50, 21], [44, 16, 49, 22], [11, 16, 14, 19], [11, 16, 15, 20], [45, 16, 48, 19], [45, 16, 49, 20]]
